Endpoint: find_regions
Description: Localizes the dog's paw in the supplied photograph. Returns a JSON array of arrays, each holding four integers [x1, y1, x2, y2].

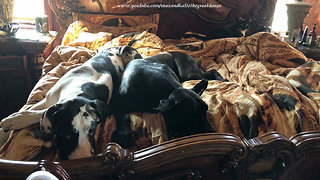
[[0, 111, 43, 130]]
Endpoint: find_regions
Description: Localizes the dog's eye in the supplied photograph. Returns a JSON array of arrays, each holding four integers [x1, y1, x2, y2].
[[83, 112, 89, 117], [65, 134, 72, 139]]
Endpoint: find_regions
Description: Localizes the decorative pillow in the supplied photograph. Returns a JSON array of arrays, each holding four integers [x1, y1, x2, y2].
[[61, 21, 114, 50], [62, 20, 166, 57], [72, 13, 159, 36], [101, 31, 166, 58], [65, 31, 113, 50]]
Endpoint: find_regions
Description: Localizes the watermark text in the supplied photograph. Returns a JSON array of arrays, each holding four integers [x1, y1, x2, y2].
[[116, 3, 222, 9]]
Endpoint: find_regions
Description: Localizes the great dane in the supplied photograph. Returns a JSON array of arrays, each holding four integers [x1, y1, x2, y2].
[[0, 45, 141, 160], [111, 59, 215, 148], [145, 51, 227, 82]]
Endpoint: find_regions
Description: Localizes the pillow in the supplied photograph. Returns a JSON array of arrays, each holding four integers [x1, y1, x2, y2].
[[72, 13, 159, 36], [61, 21, 114, 49], [101, 31, 166, 58]]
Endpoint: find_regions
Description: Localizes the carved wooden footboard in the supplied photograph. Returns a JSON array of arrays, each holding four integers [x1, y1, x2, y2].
[[1, 132, 320, 179]]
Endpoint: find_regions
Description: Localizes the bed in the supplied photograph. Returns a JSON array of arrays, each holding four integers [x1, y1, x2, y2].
[[1, 0, 320, 179]]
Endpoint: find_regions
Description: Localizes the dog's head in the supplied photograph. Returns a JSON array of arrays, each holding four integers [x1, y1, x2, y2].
[[169, 51, 203, 82], [40, 98, 109, 160], [118, 45, 142, 66], [154, 79, 214, 139]]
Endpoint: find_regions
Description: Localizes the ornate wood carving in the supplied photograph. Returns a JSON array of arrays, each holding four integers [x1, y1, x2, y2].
[[2, 132, 320, 179], [246, 0, 277, 36], [131, 133, 247, 179], [291, 131, 320, 157], [37, 160, 71, 180], [48, 0, 87, 31], [151, 169, 202, 180], [240, 132, 295, 180], [285, 131, 320, 180], [71, 13, 159, 35], [103, 142, 134, 179], [48, 0, 277, 38]]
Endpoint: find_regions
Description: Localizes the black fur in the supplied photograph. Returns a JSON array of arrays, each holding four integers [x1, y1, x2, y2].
[[145, 51, 227, 82], [80, 82, 110, 102], [111, 59, 214, 147]]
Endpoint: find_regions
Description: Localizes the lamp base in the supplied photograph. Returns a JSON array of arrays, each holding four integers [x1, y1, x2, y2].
[[287, 1, 312, 41]]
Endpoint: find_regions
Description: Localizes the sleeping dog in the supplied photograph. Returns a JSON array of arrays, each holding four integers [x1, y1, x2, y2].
[[145, 51, 227, 82], [0, 45, 141, 160], [111, 59, 214, 147]]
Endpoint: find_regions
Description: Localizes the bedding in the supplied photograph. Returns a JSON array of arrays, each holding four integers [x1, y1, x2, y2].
[[0, 21, 319, 163]]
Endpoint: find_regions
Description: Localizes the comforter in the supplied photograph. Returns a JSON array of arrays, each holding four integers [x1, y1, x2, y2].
[[0, 21, 319, 161]]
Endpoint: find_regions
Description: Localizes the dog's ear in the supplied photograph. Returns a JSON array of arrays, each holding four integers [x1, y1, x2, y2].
[[169, 52, 203, 82], [119, 45, 142, 65], [128, 39, 138, 46], [203, 69, 228, 82], [90, 100, 110, 122], [191, 79, 208, 96], [40, 104, 62, 135], [118, 45, 133, 56]]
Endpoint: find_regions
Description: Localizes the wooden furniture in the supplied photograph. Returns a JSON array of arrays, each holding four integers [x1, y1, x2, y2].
[[49, 0, 276, 39], [1, 132, 320, 180], [297, 46, 320, 60], [3, 1, 320, 180], [0, 30, 55, 119]]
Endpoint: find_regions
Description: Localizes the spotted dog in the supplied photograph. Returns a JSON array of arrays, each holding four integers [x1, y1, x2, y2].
[[0, 45, 141, 160]]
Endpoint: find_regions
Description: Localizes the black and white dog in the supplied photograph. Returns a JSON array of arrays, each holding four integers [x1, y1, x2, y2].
[[0, 45, 141, 160], [111, 59, 215, 148], [145, 51, 227, 82]]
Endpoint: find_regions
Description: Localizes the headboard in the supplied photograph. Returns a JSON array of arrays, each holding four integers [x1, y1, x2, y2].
[[48, 0, 276, 39]]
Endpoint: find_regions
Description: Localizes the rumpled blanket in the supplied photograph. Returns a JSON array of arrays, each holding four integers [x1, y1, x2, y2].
[[1, 21, 319, 161]]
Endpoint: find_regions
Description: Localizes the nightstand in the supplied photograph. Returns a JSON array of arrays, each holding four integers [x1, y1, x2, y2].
[[0, 29, 56, 119]]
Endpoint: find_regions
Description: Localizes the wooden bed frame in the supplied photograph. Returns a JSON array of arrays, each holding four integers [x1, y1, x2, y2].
[[2, 0, 320, 179], [2, 132, 320, 179], [49, 0, 276, 39]]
